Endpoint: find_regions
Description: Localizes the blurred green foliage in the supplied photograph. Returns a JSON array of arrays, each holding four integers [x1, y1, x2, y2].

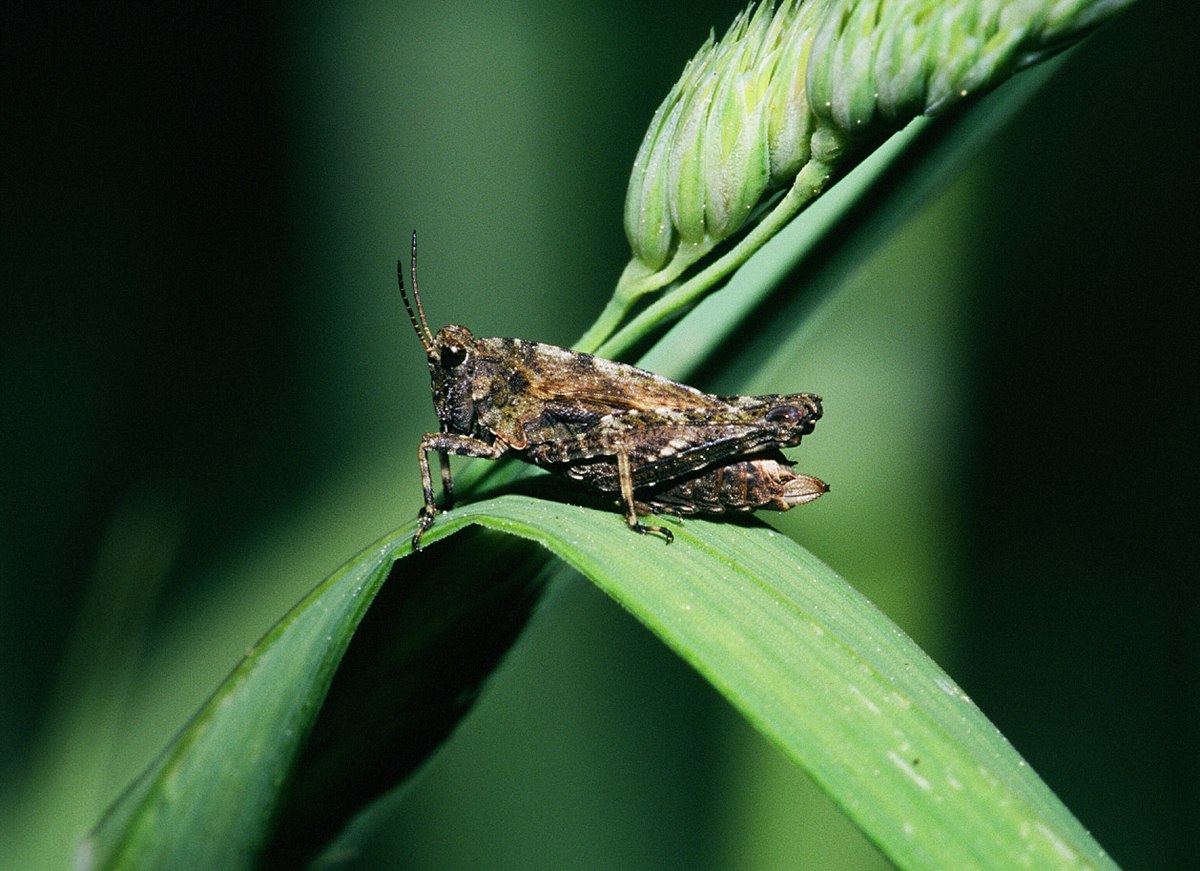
[[2, 2, 1195, 869]]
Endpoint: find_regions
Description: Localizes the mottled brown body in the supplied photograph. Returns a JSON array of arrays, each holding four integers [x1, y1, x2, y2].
[[575, 452, 827, 516], [397, 234, 827, 548]]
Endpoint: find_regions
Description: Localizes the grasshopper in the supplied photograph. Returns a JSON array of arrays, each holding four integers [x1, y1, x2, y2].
[[399, 233, 827, 549]]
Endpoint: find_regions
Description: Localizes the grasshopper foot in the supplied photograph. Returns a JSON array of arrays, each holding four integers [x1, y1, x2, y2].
[[413, 508, 436, 550], [631, 520, 674, 544]]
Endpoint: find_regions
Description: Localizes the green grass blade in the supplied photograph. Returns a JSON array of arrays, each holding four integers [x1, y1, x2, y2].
[[85, 493, 1117, 870], [78, 538, 397, 871], [81, 526, 552, 871], [432, 496, 1119, 871]]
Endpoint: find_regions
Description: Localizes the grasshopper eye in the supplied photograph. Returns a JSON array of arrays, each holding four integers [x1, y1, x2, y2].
[[441, 344, 467, 369]]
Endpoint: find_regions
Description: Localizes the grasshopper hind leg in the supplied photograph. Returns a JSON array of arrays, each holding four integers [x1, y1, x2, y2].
[[616, 450, 673, 544]]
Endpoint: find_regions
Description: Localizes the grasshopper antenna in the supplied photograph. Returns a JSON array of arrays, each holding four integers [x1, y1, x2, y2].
[[397, 230, 434, 353]]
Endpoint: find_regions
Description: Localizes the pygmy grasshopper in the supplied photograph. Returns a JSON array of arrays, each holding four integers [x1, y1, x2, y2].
[[399, 233, 827, 549]]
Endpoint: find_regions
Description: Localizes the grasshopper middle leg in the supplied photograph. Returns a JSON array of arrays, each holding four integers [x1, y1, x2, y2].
[[616, 450, 673, 544]]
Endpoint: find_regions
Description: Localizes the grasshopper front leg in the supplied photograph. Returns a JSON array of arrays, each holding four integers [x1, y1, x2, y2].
[[616, 450, 673, 544], [414, 433, 509, 549]]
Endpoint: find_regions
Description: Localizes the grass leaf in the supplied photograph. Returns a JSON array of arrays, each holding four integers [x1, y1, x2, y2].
[[85, 494, 1116, 870]]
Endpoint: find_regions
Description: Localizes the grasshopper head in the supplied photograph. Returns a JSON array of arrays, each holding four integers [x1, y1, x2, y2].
[[397, 232, 480, 434], [427, 324, 479, 433]]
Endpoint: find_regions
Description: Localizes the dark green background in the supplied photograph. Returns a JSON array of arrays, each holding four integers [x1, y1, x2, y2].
[[2, 2, 1194, 868]]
